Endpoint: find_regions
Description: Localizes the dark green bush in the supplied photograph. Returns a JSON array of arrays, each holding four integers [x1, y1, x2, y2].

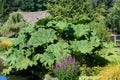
[[106, 0, 120, 33]]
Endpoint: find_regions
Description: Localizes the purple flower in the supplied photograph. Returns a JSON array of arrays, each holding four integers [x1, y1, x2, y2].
[[66, 55, 72, 62], [63, 63, 67, 70], [60, 63, 64, 70], [55, 63, 58, 70], [72, 57, 76, 65], [54, 56, 78, 72], [54, 56, 78, 80]]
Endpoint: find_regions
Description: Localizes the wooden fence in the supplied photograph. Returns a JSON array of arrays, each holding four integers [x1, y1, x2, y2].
[[110, 35, 120, 47]]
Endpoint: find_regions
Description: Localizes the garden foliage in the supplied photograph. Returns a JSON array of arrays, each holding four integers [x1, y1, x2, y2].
[[3, 20, 120, 77], [0, 0, 120, 80]]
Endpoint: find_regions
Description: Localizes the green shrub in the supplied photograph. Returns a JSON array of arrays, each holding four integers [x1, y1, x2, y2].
[[80, 66, 101, 76], [79, 76, 98, 80], [3, 19, 120, 79], [0, 12, 28, 36], [98, 42, 120, 64], [44, 74, 58, 80], [88, 21, 110, 42], [105, 55, 120, 64]]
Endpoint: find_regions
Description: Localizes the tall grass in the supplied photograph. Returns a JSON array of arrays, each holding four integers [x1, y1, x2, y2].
[[0, 12, 28, 36]]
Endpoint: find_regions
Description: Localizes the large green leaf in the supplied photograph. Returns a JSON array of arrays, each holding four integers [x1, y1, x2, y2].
[[70, 40, 93, 54], [13, 34, 26, 46], [99, 42, 120, 56], [47, 21, 69, 32], [40, 52, 55, 67], [28, 28, 57, 47], [89, 34, 100, 47], [105, 55, 120, 64], [40, 41, 70, 67], [72, 24, 90, 38], [15, 57, 35, 70], [20, 24, 36, 34], [70, 34, 100, 54]]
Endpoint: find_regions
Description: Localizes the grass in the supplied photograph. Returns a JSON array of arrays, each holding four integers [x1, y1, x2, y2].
[[0, 37, 16, 42], [0, 52, 5, 56]]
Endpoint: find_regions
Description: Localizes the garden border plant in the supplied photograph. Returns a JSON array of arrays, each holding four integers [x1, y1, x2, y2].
[[2, 18, 120, 79]]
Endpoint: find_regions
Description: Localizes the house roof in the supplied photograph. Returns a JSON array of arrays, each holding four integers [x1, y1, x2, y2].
[[21, 11, 50, 23]]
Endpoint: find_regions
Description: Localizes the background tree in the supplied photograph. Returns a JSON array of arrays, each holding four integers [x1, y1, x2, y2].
[[46, 0, 93, 22], [107, 0, 120, 33], [45, 0, 115, 23], [0, 0, 11, 22], [46, 0, 111, 41], [0, 0, 47, 23]]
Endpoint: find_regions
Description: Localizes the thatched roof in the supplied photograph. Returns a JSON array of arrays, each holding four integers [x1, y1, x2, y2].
[[21, 11, 50, 23]]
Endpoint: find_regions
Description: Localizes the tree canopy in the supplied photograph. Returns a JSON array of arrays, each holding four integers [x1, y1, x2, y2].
[[0, 0, 47, 22]]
